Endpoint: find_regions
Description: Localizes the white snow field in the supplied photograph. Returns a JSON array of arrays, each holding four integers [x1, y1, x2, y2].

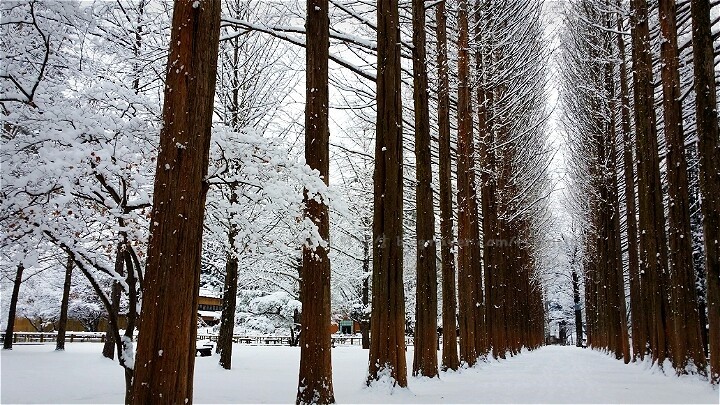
[[1, 344, 717, 404]]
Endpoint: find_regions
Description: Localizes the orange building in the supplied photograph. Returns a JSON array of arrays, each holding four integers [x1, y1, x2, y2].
[[10, 315, 129, 333], [331, 318, 361, 334]]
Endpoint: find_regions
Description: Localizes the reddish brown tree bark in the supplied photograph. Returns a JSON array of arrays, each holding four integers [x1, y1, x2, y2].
[[361, 231, 371, 350], [368, 0, 407, 387], [411, 0, 438, 379], [629, 0, 672, 367], [435, 0, 459, 372], [494, 107, 512, 359], [474, 0, 490, 358], [602, 24, 629, 363], [658, 0, 707, 375], [130, 1, 221, 403], [297, 0, 335, 402], [616, 9, 646, 361], [690, 0, 720, 384], [456, 0, 478, 367]]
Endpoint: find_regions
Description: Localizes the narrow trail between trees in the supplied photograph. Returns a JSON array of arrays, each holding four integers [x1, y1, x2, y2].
[[403, 346, 717, 404], [1, 344, 716, 403]]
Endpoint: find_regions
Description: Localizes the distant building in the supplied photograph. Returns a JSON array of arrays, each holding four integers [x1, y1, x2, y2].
[[10, 315, 128, 333], [331, 317, 361, 334], [197, 288, 222, 326]]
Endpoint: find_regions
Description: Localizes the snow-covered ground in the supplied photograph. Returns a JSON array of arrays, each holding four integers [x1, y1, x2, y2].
[[1, 344, 716, 403]]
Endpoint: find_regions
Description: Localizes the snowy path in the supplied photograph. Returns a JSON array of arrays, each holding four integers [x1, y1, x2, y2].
[[1, 344, 716, 403]]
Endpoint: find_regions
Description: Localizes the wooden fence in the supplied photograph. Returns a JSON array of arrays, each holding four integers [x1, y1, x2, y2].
[[2, 332, 416, 347], [0, 331, 107, 344]]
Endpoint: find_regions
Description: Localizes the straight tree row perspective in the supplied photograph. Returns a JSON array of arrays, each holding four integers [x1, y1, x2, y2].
[[561, 0, 719, 384], [7, 0, 717, 404], [304, 0, 552, 401]]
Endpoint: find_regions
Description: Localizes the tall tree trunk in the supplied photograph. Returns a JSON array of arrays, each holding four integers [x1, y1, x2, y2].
[[411, 0, 438, 378], [608, 116, 631, 364], [218, 204, 239, 369], [494, 116, 511, 359], [297, 0, 335, 402], [590, 31, 609, 354], [572, 269, 583, 347], [484, 85, 501, 360], [584, 249, 596, 348], [477, 0, 499, 359], [3, 262, 24, 350], [616, 8, 645, 361], [456, 0, 478, 367], [435, 0, 459, 372], [473, 0, 489, 359], [361, 232, 370, 350], [658, 0, 707, 375], [368, 0, 407, 387], [629, 0, 672, 367], [131, 1, 221, 403], [602, 25, 630, 363], [56, 254, 73, 351], [690, 0, 720, 384], [217, 13, 244, 367], [687, 143, 709, 359]]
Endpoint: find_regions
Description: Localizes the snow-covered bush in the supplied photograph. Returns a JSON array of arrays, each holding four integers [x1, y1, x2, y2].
[[247, 291, 301, 334]]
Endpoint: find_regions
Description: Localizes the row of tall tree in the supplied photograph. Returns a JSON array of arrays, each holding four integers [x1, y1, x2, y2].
[[220, 0, 555, 399], [561, 0, 719, 383], [364, 0, 553, 389]]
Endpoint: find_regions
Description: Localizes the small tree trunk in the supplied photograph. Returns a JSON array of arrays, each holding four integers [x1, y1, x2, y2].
[[291, 309, 301, 347], [102, 282, 121, 359], [3, 262, 24, 350], [690, 0, 720, 384], [296, 0, 334, 402], [572, 270, 583, 347], [122, 249, 138, 339], [56, 254, 73, 351], [130, 1, 222, 403], [103, 247, 124, 359], [218, 215, 239, 369]]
